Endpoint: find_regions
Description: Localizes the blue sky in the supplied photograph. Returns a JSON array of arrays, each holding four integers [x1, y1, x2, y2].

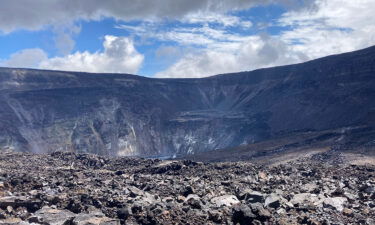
[[0, 0, 374, 78]]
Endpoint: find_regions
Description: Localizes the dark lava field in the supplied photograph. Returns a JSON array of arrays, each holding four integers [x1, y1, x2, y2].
[[0, 151, 374, 225]]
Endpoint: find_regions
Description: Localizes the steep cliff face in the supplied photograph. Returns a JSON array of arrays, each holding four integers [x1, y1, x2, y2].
[[0, 46, 374, 157]]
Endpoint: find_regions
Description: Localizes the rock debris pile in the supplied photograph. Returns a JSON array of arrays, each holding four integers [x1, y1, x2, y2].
[[0, 151, 374, 225]]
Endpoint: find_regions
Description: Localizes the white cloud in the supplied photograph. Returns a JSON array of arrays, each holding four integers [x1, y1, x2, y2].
[[156, 0, 375, 78], [0, 49, 48, 68], [279, 0, 375, 59], [40, 35, 144, 73], [156, 35, 307, 78], [0, 0, 263, 65], [53, 24, 81, 55], [1, 36, 144, 74], [117, 22, 250, 48], [0, 0, 277, 33], [181, 12, 252, 28], [1, 0, 374, 78], [155, 46, 181, 59]]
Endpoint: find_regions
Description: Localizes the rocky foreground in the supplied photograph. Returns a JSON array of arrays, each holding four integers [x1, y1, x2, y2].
[[0, 151, 374, 225]]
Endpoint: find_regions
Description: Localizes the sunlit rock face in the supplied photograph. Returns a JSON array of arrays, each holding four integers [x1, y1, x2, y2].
[[0, 46, 374, 157]]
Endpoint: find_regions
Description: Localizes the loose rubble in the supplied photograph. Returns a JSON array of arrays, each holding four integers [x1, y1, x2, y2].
[[0, 151, 374, 225]]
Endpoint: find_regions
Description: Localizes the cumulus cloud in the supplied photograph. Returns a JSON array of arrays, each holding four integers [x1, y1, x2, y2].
[[1, 36, 144, 74], [39, 35, 144, 73], [155, 35, 307, 78], [0, 49, 48, 68]]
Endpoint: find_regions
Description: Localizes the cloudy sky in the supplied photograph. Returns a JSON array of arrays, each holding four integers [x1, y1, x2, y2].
[[0, 0, 374, 78]]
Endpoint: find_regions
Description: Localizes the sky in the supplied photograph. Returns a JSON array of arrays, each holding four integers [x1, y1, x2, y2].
[[0, 0, 374, 78]]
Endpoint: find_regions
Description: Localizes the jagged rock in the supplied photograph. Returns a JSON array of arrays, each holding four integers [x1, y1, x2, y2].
[[258, 172, 268, 180], [152, 161, 183, 174], [176, 195, 186, 203], [249, 203, 271, 222], [264, 193, 282, 209], [185, 195, 202, 209], [344, 192, 357, 202], [360, 185, 375, 194], [0, 196, 41, 212], [208, 210, 223, 223], [290, 193, 320, 206], [0, 152, 374, 224], [73, 211, 120, 225], [66, 199, 83, 214], [239, 190, 264, 203], [323, 197, 347, 212], [127, 186, 144, 198], [301, 183, 319, 193], [130, 204, 143, 215], [117, 207, 131, 220], [366, 218, 375, 225], [232, 204, 256, 225], [256, 208, 271, 222], [162, 197, 173, 203], [15, 207, 30, 220], [0, 208, 6, 219], [211, 195, 240, 207], [28, 206, 75, 225], [181, 186, 194, 197], [0, 218, 32, 225], [342, 208, 353, 217]]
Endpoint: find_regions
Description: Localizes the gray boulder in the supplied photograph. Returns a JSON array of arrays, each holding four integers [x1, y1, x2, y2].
[[211, 195, 240, 207], [28, 206, 75, 225], [323, 197, 347, 212]]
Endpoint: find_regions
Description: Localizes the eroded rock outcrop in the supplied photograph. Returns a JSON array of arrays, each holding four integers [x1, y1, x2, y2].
[[1, 45, 375, 157]]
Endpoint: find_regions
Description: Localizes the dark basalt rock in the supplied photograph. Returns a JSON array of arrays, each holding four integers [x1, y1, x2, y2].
[[232, 204, 256, 225], [0, 46, 375, 157], [0, 152, 374, 224], [116, 207, 131, 220]]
